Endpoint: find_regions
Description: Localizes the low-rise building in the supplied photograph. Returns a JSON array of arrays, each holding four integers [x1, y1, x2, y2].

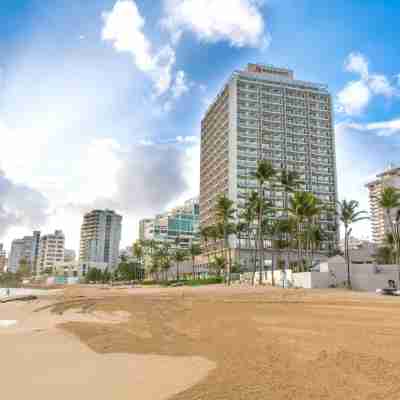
[[64, 249, 76, 262]]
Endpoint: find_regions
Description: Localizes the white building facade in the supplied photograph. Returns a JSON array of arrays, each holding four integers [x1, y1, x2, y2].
[[37, 230, 65, 274], [200, 63, 338, 254]]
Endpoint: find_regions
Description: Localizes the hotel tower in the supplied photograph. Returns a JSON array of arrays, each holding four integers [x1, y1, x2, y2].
[[200, 63, 338, 259]]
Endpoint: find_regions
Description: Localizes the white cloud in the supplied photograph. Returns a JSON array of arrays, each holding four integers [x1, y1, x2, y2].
[[337, 80, 371, 115], [337, 52, 397, 116], [171, 70, 189, 99], [368, 74, 395, 97], [102, 0, 176, 96], [0, 170, 49, 238], [344, 52, 369, 79], [342, 118, 400, 137], [163, 0, 267, 48], [176, 135, 199, 143]]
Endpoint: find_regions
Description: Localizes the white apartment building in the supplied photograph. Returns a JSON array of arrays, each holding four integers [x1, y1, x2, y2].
[[200, 63, 338, 255], [37, 230, 65, 274], [366, 166, 400, 245], [79, 209, 122, 270]]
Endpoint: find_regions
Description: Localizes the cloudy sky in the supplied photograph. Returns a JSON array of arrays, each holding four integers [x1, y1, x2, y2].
[[0, 0, 399, 252]]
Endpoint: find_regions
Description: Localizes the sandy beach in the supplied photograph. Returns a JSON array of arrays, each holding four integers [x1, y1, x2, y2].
[[0, 291, 214, 400], [2, 284, 400, 399]]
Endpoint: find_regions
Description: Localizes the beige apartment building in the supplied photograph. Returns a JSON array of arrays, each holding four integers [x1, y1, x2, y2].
[[37, 230, 65, 274], [200, 63, 338, 261], [366, 166, 400, 245]]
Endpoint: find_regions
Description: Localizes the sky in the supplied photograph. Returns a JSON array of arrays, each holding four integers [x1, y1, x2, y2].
[[0, 0, 400, 252]]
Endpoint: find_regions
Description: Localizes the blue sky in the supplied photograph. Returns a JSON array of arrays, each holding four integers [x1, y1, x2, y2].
[[0, 0, 399, 251]]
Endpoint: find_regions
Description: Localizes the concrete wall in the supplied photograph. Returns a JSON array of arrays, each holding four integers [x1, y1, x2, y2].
[[294, 261, 399, 291], [291, 272, 330, 289]]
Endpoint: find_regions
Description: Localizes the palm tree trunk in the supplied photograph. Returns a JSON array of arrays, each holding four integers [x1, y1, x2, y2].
[[252, 229, 258, 285], [258, 217, 263, 285], [345, 228, 351, 288], [237, 232, 241, 271]]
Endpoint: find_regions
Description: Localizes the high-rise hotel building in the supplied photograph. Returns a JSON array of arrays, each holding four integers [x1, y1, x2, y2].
[[79, 209, 122, 270], [366, 166, 400, 245], [200, 64, 338, 253]]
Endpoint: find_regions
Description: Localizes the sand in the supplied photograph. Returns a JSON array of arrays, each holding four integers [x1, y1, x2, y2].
[[2, 284, 400, 399], [0, 296, 215, 400]]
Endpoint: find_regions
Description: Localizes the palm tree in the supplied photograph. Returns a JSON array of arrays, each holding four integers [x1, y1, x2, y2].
[[189, 242, 201, 279], [254, 160, 276, 283], [303, 194, 323, 266], [287, 191, 322, 270], [337, 199, 369, 288], [376, 234, 395, 265], [266, 219, 286, 286], [308, 224, 326, 261], [247, 192, 269, 284], [173, 249, 188, 281], [214, 194, 236, 285], [281, 170, 300, 211], [235, 218, 247, 271], [200, 226, 212, 268], [378, 186, 400, 283], [378, 186, 400, 235], [211, 255, 226, 277], [133, 241, 143, 265]]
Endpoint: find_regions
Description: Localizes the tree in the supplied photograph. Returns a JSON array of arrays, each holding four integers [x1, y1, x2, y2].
[[157, 243, 171, 281], [18, 258, 31, 278], [210, 255, 225, 277], [337, 199, 368, 288], [288, 191, 323, 271], [214, 194, 236, 285], [133, 241, 143, 265], [200, 226, 212, 267], [251, 193, 273, 284], [189, 242, 201, 279], [116, 260, 142, 281], [376, 235, 394, 265], [254, 160, 276, 284], [280, 170, 301, 210], [378, 186, 400, 284], [173, 249, 188, 281], [86, 268, 103, 283]]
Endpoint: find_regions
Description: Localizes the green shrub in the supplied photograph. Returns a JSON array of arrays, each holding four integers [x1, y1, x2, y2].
[[164, 277, 223, 287]]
